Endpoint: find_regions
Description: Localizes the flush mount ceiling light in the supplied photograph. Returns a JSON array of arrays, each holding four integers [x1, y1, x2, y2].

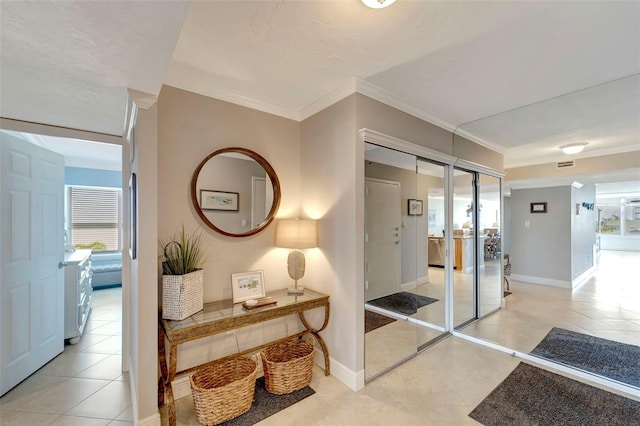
[[361, 0, 397, 9], [560, 142, 588, 155]]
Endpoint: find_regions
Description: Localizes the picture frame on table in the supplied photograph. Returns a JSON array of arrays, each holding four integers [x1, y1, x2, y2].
[[231, 270, 266, 303], [200, 190, 239, 211]]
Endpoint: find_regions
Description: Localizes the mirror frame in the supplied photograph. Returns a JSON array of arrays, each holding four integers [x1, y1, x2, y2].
[[190, 147, 281, 237]]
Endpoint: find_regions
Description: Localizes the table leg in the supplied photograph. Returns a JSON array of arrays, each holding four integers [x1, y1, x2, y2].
[[298, 303, 331, 376]]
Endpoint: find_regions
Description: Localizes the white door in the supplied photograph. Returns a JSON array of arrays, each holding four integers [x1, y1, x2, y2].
[[1, 133, 65, 396], [365, 178, 401, 301], [251, 176, 267, 228]]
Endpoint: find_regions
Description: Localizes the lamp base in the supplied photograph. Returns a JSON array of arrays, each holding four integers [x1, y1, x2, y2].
[[288, 286, 305, 295]]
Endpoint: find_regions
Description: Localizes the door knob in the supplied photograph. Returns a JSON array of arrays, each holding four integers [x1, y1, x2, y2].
[[58, 261, 67, 269]]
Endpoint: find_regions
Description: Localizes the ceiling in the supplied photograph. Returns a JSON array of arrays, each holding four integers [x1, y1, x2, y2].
[[1, 1, 638, 178]]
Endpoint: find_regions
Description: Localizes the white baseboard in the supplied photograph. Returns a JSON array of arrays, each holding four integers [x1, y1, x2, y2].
[[326, 355, 363, 391], [400, 275, 429, 291], [572, 265, 597, 288], [172, 375, 192, 400], [511, 273, 572, 289]]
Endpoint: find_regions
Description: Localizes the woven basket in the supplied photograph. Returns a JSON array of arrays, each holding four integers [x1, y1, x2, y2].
[[162, 269, 203, 320], [190, 356, 258, 425], [261, 338, 315, 395]]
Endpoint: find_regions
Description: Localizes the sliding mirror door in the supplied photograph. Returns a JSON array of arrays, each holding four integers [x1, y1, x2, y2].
[[364, 143, 447, 381], [478, 174, 502, 316], [452, 168, 477, 328]]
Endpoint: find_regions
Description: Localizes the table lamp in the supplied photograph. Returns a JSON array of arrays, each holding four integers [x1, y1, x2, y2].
[[275, 218, 317, 295]]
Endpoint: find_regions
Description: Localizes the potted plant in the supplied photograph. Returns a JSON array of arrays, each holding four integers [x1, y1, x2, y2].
[[160, 225, 208, 320]]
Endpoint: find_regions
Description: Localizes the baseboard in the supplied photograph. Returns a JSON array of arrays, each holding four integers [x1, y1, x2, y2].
[[510, 273, 572, 289], [326, 355, 364, 391], [571, 265, 597, 288], [172, 375, 192, 400], [400, 275, 429, 291]]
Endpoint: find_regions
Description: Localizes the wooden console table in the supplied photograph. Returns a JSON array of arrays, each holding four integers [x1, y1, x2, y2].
[[158, 288, 330, 425]]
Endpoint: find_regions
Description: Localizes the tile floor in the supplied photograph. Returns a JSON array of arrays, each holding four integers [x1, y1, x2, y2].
[[3, 251, 639, 425], [0, 287, 131, 426]]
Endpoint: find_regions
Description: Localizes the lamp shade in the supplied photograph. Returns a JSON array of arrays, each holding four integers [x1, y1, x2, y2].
[[275, 219, 317, 249]]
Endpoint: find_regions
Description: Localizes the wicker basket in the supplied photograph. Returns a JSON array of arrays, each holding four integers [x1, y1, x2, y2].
[[190, 356, 258, 425], [162, 269, 203, 320], [261, 338, 315, 395]]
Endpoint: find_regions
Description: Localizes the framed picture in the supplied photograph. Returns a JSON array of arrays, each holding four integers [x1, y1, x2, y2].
[[231, 270, 266, 303], [408, 199, 423, 216], [530, 202, 547, 213], [129, 173, 137, 259], [200, 190, 239, 211], [428, 209, 436, 226]]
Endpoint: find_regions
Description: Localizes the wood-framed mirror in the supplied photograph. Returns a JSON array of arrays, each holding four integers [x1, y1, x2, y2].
[[191, 147, 281, 237]]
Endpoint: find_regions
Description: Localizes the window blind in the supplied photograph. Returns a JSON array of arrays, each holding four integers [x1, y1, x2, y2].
[[70, 187, 121, 251]]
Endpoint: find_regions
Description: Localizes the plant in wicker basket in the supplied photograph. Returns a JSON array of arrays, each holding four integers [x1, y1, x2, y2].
[[160, 225, 208, 320]]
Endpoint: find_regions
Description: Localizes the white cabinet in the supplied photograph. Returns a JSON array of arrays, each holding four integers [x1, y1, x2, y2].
[[64, 249, 93, 344]]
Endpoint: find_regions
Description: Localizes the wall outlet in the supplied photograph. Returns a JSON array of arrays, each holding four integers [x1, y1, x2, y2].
[[524, 220, 531, 228]]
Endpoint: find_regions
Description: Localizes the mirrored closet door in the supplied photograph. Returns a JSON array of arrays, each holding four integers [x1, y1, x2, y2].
[[364, 143, 448, 381]]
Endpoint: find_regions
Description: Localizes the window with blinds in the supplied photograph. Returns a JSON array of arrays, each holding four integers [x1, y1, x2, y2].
[[70, 187, 121, 251]]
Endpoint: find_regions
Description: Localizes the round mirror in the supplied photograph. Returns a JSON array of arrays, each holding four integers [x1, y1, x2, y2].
[[191, 147, 281, 237]]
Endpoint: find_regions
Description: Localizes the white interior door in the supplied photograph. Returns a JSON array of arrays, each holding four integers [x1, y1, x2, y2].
[[365, 178, 401, 301], [251, 176, 267, 228], [1, 133, 65, 396]]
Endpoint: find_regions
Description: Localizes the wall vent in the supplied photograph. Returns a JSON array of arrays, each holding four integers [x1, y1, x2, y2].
[[557, 160, 575, 168]]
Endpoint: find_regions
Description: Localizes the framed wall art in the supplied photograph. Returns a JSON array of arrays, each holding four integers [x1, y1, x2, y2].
[[200, 190, 239, 211], [408, 199, 423, 216], [530, 202, 547, 213], [231, 270, 266, 303]]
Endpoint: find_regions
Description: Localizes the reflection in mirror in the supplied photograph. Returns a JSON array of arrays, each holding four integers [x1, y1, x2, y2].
[[478, 174, 502, 317], [191, 148, 280, 237], [364, 143, 447, 381]]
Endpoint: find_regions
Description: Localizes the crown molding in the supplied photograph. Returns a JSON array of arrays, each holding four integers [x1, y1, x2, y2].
[[355, 78, 457, 133], [453, 127, 506, 154], [299, 78, 357, 120], [127, 89, 157, 110]]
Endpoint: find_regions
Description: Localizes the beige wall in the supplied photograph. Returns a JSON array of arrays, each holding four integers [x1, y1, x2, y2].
[[453, 133, 504, 171], [356, 94, 453, 154], [505, 151, 640, 182], [300, 95, 362, 384], [157, 85, 301, 303], [156, 86, 308, 383]]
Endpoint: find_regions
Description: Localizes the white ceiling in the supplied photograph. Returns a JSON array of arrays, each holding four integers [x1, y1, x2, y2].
[[0, 1, 189, 135], [1, 1, 638, 179]]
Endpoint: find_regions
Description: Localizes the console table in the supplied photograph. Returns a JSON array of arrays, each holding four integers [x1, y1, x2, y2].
[[158, 288, 330, 425]]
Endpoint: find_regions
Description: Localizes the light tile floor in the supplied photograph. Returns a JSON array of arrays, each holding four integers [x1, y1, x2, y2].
[[0, 287, 131, 426], [4, 251, 639, 425]]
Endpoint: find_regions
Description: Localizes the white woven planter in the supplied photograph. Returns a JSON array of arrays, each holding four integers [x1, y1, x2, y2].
[[162, 269, 204, 320]]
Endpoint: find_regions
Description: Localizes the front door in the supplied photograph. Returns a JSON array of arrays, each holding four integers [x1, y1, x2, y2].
[[365, 178, 401, 301], [1, 133, 65, 396]]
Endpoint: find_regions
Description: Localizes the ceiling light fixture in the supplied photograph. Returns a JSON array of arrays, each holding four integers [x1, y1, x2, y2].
[[361, 0, 397, 9], [560, 142, 588, 155]]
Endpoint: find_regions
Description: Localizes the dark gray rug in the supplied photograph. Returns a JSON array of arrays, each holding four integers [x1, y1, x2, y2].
[[365, 310, 397, 333], [221, 377, 314, 425], [469, 362, 640, 426], [531, 327, 640, 387], [368, 292, 438, 316]]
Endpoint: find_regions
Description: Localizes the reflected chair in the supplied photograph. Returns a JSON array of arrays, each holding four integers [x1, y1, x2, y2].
[[503, 254, 511, 291]]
